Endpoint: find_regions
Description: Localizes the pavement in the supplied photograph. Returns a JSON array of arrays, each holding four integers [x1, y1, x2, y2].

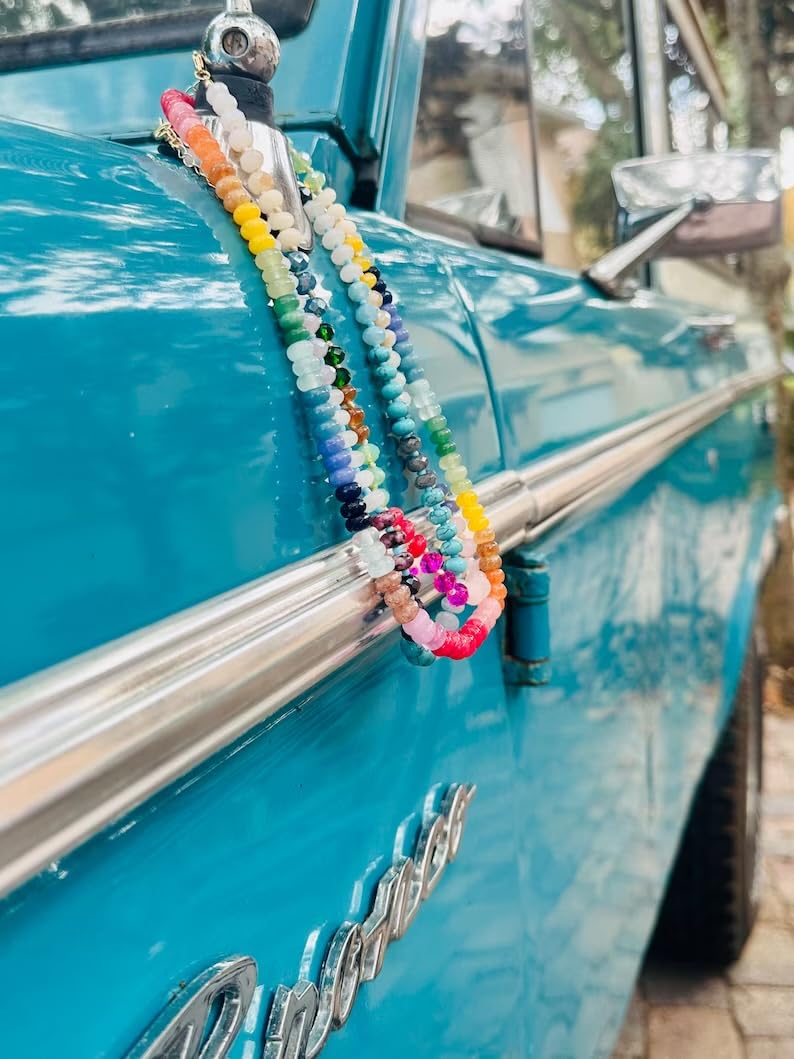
[[612, 707, 794, 1059]]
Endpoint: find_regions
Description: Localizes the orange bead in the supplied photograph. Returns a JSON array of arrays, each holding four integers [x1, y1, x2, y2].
[[479, 555, 502, 573], [199, 151, 226, 175], [185, 125, 214, 150], [491, 584, 508, 601], [486, 569, 505, 585], [474, 529, 496, 545], [355, 425, 370, 443], [342, 385, 357, 402], [206, 160, 236, 185], [215, 175, 243, 199], [223, 188, 250, 213], [348, 408, 365, 428], [477, 541, 500, 558]]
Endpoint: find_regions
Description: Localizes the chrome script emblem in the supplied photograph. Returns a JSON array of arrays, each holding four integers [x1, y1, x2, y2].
[[128, 782, 476, 1059]]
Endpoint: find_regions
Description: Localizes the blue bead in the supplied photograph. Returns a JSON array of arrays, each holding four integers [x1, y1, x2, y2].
[[394, 341, 414, 356], [421, 487, 445, 507], [300, 386, 332, 407], [296, 273, 315, 295], [287, 251, 310, 273], [400, 638, 437, 666], [444, 556, 467, 575], [363, 326, 386, 346], [318, 434, 346, 456], [348, 282, 370, 303], [305, 297, 327, 315], [436, 523, 457, 541], [440, 538, 463, 556], [387, 398, 411, 419], [324, 450, 352, 472], [315, 420, 342, 441], [374, 363, 397, 382], [355, 303, 378, 324], [399, 352, 420, 369], [389, 314, 403, 329], [305, 402, 336, 422], [405, 367, 425, 384], [380, 380, 403, 401], [392, 416, 416, 437], [393, 328, 410, 344], [367, 346, 391, 365], [329, 466, 356, 487], [429, 504, 452, 525]]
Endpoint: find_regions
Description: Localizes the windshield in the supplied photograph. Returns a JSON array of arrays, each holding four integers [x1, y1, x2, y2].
[[0, 0, 314, 70]]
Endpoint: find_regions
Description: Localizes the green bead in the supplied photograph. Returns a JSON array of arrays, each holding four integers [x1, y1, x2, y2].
[[426, 415, 447, 433], [305, 171, 326, 192], [431, 427, 453, 447], [435, 441, 457, 457], [282, 326, 311, 345], [335, 367, 352, 387], [324, 345, 345, 367], [317, 322, 335, 342], [268, 282, 297, 301], [273, 295, 300, 317], [279, 310, 305, 331]]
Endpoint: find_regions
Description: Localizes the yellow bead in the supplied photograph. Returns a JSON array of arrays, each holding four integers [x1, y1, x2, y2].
[[240, 217, 269, 241], [345, 235, 364, 252], [353, 256, 372, 271], [248, 233, 277, 254], [232, 202, 261, 227], [361, 272, 377, 289], [468, 515, 490, 532], [456, 491, 477, 507]]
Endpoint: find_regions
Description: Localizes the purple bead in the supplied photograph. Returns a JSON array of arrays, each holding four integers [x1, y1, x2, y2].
[[382, 528, 407, 548], [388, 315, 404, 330], [434, 571, 457, 594], [372, 511, 396, 531], [420, 551, 444, 574], [447, 583, 469, 607], [393, 328, 410, 344]]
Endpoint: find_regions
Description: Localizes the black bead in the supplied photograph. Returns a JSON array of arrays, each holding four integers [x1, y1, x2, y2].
[[403, 575, 420, 596], [345, 515, 372, 533], [368, 266, 381, 279], [340, 499, 367, 519], [335, 482, 362, 503], [415, 472, 437, 489], [381, 290, 393, 305], [397, 434, 421, 455], [299, 185, 312, 203], [373, 280, 387, 294], [406, 453, 428, 473]]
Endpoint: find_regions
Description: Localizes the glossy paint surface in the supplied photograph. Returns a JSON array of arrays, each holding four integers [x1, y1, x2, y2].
[[0, 404, 777, 1058]]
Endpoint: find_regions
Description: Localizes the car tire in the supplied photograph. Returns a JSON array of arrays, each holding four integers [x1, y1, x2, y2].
[[650, 625, 764, 966]]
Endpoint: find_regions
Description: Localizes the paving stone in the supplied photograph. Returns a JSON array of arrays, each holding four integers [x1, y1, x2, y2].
[[757, 883, 787, 923], [611, 992, 647, 1058], [747, 1042, 794, 1059], [764, 795, 794, 817], [647, 1006, 743, 1059], [763, 816, 794, 857], [729, 923, 794, 986], [767, 857, 794, 905], [642, 963, 730, 1008], [733, 986, 794, 1037], [764, 761, 794, 796]]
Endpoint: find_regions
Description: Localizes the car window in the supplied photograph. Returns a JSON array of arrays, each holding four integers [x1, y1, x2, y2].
[[529, 0, 640, 269], [663, 9, 728, 153], [406, 0, 540, 247]]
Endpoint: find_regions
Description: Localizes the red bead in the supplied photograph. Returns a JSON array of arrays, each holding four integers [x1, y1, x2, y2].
[[407, 534, 427, 558], [401, 519, 416, 542]]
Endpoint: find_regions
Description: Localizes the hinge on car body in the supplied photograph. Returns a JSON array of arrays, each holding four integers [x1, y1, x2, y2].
[[502, 550, 551, 687]]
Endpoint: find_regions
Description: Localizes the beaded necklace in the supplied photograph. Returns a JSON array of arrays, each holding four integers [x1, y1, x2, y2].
[[158, 61, 506, 663]]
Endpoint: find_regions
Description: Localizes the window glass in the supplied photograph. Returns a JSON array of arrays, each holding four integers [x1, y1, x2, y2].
[[529, 0, 639, 268], [407, 0, 539, 244], [663, 13, 727, 153]]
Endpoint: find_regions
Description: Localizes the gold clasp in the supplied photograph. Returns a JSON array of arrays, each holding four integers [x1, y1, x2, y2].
[[193, 51, 212, 82]]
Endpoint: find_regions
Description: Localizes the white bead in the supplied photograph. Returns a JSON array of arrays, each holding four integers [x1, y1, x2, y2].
[[206, 81, 230, 107], [239, 148, 264, 174], [331, 244, 355, 265], [352, 528, 379, 546], [278, 228, 301, 251], [336, 409, 351, 426], [286, 339, 315, 361], [322, 228, 345, 249], [313, 213, 334, 235], [269, 211, 295, 231], [441, 597, 465, 615], [320, 364, 336, 384], [437, 612, 460, 631], [374, 311, 390, 328], [342, 430, 358, 448], [340, 263, 363, 284], [364, 488, 389, 512], [310, 337, 327, 355], [360, 540, 386, 559], [258, 189, 284, 213], [328, 388, 344, 406], [386, 351, 400, 369], [247, 170, 273, 196], [220, 108, 246, 131], [369, 557, 396, 579], [317, 188, 337, 206], [228, 127, 253, 152], [303, 199, 324, 220], [302, 313, 321, 334], [291, 358, 316, 377], [467, 573, 492, 605], [368, 292, 382, 306], [327, 203, 346, 220], [417, 403, 441, 421], [461, 537, 476, 558], [337, 219, 357, 235], [407, 379, 431, 396], [348, 450, 366, 467], [356, 469, 375, 488], [296, 373, 324, 392]]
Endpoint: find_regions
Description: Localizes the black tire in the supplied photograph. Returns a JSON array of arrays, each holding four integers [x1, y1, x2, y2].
[[650, 626, 764, 966]]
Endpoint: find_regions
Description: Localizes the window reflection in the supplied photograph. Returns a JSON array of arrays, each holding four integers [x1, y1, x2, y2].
[[407, 0, 539, 242], [530, 0, 638, 268], [663, 14, 726, 154]]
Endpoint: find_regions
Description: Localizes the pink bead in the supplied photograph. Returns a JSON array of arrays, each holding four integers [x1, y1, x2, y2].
[[433, 571, 456, 594], [426, 624, 447, 651], [404, 610, 432, 638], [173, 115, 200, 138], [420, 551, 443, 574], [447, 582, 469, 607], [466, 572, 491, 605], [473, 598, 501, 630]]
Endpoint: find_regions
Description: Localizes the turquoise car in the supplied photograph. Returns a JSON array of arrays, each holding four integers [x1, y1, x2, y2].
[[0, 0, 783, 1056]]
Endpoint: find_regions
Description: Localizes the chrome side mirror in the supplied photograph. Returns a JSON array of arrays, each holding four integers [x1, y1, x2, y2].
[[586, 149, 781, 297]]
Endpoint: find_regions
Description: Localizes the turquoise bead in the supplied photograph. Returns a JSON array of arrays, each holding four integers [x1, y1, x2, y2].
[[374, 363, 397, 382], [391, 416, 416, 437], [429, 504, 452, 525], [367, 346, 391, 365], [348, 282, 370, 302], [380, 380, 403, 400], [421, 487, 445, 507], [363, 326, 386, 346], [386, 398, 411, 420], [441, 538, 463, 556], [444, 556, 467, 575], [356, 303, 378, 324], [436, 523, 457, 541]]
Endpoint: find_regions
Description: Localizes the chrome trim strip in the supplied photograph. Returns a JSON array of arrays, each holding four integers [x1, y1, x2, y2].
[[0, 366, 779, 898]]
